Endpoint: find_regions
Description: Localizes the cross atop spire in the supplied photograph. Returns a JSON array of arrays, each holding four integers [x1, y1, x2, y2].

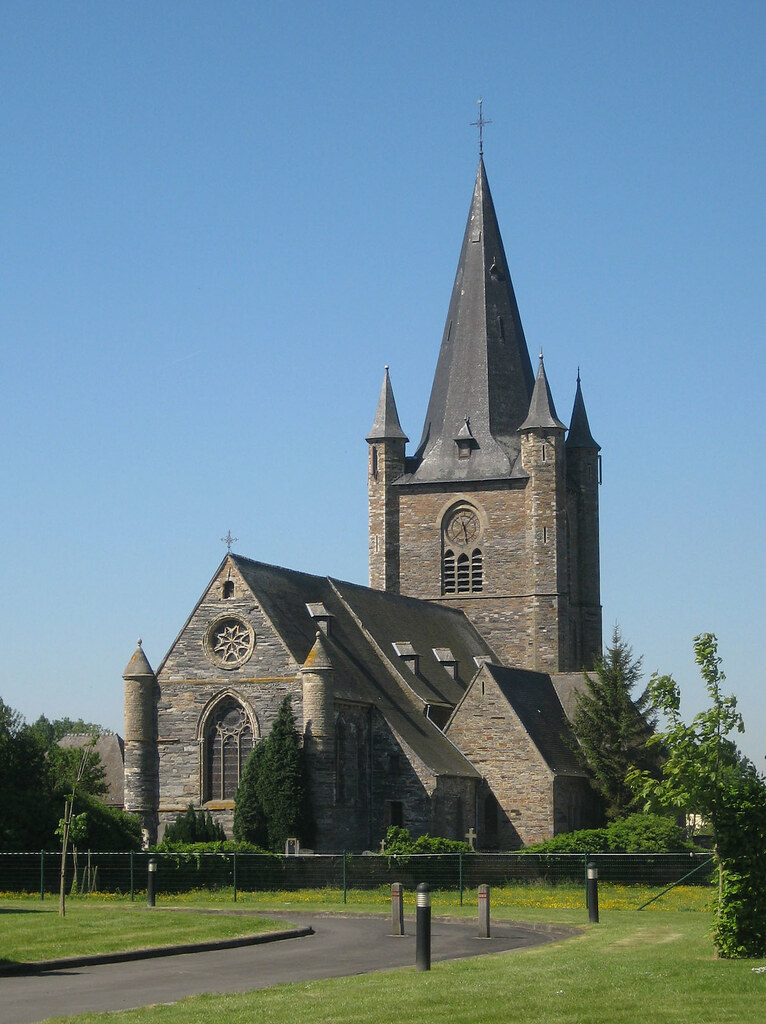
[[470, 98, 492, 156]]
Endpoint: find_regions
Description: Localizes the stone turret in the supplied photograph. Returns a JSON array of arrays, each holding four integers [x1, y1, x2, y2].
[[301, 630, 336, 843], [367, 366, 407, 592], [123, 639, 158, 846], [520, 354, 568, 672], [565, 372, 602, 668]]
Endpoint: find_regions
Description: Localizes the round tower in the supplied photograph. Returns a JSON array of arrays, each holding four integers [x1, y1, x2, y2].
[[123, 638, 158, 846], [301, 630, 335, 849]]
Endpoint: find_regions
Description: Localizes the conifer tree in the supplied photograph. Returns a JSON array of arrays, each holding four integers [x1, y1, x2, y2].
[[573, 626, 660, 819], [233, 742, 267, 847], [255, 696, 308, 851]]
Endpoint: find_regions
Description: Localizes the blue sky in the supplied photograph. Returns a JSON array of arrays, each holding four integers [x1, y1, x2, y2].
[[1, 2, 764, 762]]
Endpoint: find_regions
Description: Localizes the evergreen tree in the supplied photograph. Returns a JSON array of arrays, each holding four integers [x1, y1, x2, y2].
[[256, 697, 308, 851], [233, 741, 267, 846], [162, 804, 226, 845], [573, 626, 660, 819]]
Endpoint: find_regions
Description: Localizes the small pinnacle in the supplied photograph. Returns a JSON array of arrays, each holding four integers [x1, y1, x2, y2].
[[577, 366, 581, 384], [137, 637, 142, 648], [539, 348, 544, 361]]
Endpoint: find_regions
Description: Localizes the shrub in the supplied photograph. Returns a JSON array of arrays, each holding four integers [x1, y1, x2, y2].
[[160, 805, 226, 847]]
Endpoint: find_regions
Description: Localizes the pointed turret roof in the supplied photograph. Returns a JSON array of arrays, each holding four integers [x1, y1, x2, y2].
[[302, 630, 334, 672], [123, 638, 155, 680], [408, 157, 535, 482], [520, 354, 566, 431], [366, 366, 408, 443], [566, 372, 600, 450]]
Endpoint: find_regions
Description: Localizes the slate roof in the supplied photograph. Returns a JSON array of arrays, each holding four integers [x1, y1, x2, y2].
[[366, 366, 408, 442], [520, 354, 566, 431], [566, 373, 600, 450], [481, 664, 587, 776], [403, 157, 536, 483], [230, 555, 494, 778]]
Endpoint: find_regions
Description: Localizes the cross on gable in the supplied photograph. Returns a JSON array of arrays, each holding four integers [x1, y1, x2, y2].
[[221, 530, 238, 553]]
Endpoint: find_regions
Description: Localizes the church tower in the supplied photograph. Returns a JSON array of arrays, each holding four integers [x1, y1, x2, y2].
[[366, 157, 602, 672]]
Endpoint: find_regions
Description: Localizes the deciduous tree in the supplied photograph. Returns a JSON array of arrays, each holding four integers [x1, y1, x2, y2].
[[629, 633, 766, 958]]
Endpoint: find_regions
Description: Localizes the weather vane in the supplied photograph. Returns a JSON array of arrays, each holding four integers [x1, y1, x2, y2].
[[221, 530, 238, 553], [470, 98, 492, 156]]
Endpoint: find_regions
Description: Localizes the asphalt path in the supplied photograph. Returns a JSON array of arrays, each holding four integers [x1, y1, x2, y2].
[[0, 912, 578, 1024]]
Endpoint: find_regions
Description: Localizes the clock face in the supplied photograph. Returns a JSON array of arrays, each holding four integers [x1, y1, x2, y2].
[[445, 508, 480, 545]]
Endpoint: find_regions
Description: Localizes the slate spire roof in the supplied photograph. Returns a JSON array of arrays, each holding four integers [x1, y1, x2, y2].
[[366, 366, 408, 443], [408, 157, 536, 482], [566, 371, 600, 450], [520, 353, 566, 431]]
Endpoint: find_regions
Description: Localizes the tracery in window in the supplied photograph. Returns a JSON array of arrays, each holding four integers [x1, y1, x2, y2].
[[204, 697, 254, 801]]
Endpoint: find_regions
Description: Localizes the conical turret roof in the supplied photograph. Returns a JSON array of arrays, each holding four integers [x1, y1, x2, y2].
[[302, 630, 334, 672], [520, 354, 566, 431], [366, 366, 408, 443], [409, 157, 535, 481], [123, 638, 155, 680], [566, 373, 600, 449]]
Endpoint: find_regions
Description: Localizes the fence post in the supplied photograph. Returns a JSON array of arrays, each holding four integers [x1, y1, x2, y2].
[[391, 882, 404, 935], [130, 851, 134, 901], [232, 851, 237, 903], [584, 852, 589, 908], [478, 883, 490, 938], [459, 850, 463, 906], [342, 851, 347, 904], [40, 850, 45, 901]]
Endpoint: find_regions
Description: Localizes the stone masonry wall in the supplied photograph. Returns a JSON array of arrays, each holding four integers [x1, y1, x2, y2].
[[446, 668, 554, 848], [155, 560, 302, 837]]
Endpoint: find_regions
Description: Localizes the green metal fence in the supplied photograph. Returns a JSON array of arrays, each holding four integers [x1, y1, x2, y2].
[[0, 850, 715, 903]]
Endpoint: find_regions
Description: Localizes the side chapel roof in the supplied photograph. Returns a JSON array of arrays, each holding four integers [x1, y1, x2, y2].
[[228, 555, 496, 778], [478, 664, 586, 776]]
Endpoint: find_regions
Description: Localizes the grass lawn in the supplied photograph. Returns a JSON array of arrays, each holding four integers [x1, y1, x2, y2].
[[27, 907, 766, 1024], [4, 886, 765, 1023], [0, 899, 286, 964]]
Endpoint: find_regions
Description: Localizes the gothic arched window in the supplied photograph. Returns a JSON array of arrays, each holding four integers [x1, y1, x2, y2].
[[204, 697, 254, 802]]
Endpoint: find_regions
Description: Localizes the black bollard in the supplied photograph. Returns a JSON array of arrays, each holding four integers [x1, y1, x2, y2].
[[478, 883, 490, 938], [416, 882, 431, 971], [147, 858, 157, 907], [391, 882, 404, 936], [587, 861, 599, 924]]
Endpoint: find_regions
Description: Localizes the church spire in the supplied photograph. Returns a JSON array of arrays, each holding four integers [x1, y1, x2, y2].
[[366, 366, 408, 443], [566, 371, 600, 449], [411, 157, 535, 481]]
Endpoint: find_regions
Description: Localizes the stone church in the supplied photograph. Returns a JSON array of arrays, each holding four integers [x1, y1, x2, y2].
[[123, 155, 603, 851]]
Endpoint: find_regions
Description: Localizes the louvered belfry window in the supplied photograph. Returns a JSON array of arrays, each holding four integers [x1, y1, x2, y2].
[[443, 549, 456, 593], [205, 697, 254, 801]]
